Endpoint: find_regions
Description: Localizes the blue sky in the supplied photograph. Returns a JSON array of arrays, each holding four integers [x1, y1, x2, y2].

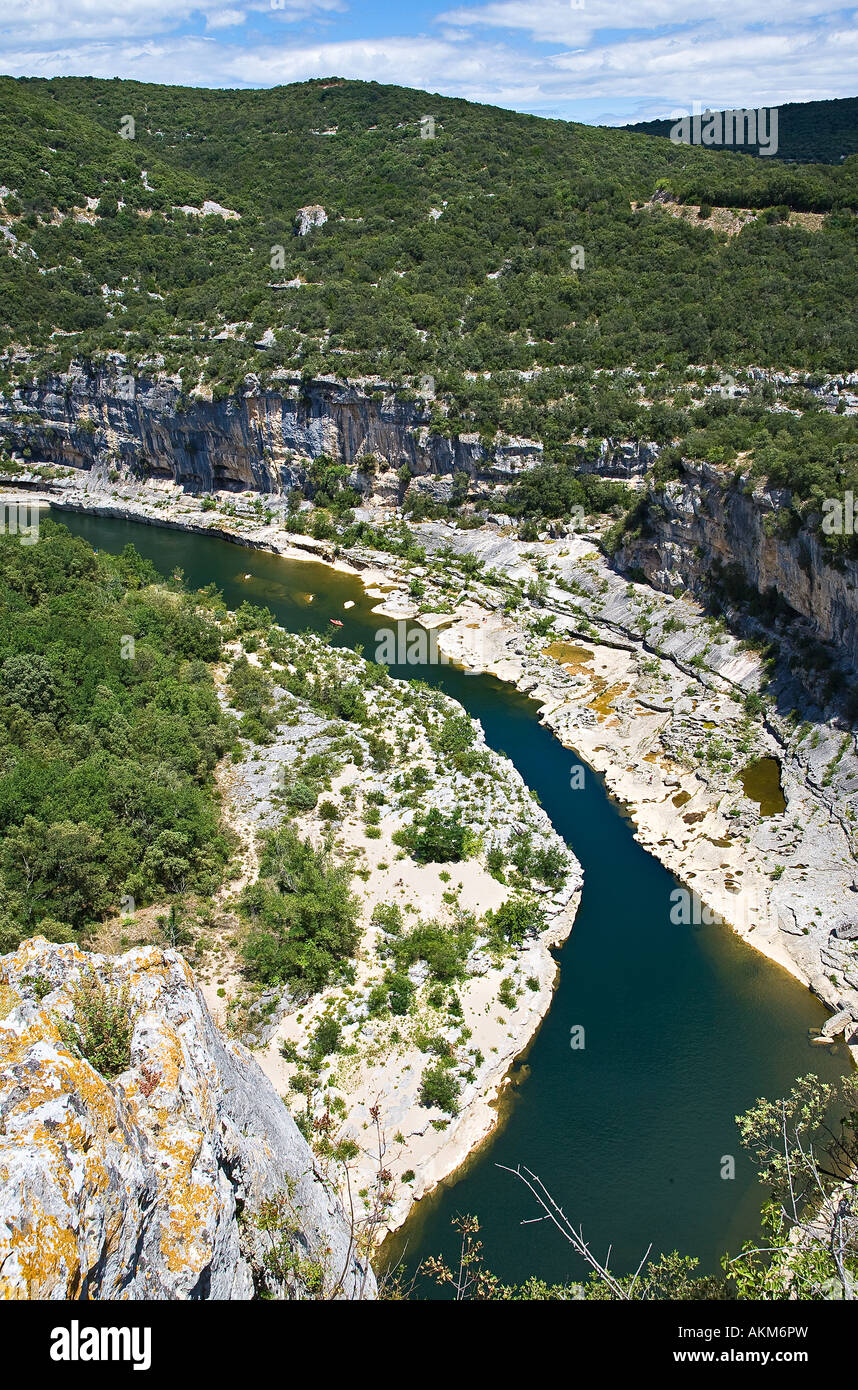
[[1, 1, 856, 125]]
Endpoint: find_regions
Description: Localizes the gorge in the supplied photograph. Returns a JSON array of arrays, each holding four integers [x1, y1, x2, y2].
[[1, 71, 857, 1304], [17, 498, 853, 1294]]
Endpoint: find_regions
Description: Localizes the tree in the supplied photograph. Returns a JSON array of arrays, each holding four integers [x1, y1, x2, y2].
[[240, 827, 360, 993], [1, 817, 109, 929], [0, 654, 63, 720], [727, 1073, 858, 1299]]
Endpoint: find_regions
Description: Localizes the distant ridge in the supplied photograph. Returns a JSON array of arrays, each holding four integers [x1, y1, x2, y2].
[[623, 95, 858, 165]]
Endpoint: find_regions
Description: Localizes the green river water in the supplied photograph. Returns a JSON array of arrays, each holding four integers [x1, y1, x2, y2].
[[52, 508, 852, 1294]]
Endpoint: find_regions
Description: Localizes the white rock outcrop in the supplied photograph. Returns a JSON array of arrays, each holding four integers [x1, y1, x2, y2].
[[295, 205, 327, 235]]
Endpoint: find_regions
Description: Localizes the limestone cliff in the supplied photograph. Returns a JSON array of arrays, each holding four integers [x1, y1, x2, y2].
[[0, 364, 514, 492], [0, 936, 375, 1300], [618, 460, 858, 674]]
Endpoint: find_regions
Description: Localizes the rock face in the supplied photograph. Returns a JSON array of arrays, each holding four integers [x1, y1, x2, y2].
[[4, 363, 857, 671], [0, 937, 375, 1300], [580, 438, 660, 480], [619, 460, 858, 673], [0, 367, 538, 496]]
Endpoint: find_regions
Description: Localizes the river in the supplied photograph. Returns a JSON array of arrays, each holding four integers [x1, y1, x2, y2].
[[53, 507, 852, 1294]]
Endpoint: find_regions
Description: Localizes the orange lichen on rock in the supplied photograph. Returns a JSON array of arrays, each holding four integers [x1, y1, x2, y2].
[[0, 937, 374, 1300]]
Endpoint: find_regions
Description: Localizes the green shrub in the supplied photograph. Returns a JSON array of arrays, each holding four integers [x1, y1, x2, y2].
[[391, 919, 472, 981], [310, 1015, 341, 1059], [486, 896, 546, 946], [498, 977, 518, 1010], [240, 826, 360, 994], [282, 778, 318, 811], [486, 844, 506, 880], [371, 902, 403, 935], [409, 808, 468, 864], [419, 1062, 461, 1116], [56, 967, 135, 1079], [531, 844, 568, 889], [386, 971, 415, 1016]]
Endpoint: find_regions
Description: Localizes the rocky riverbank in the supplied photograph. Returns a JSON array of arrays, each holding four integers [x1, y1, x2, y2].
[[201, 629, 581, 1237], [376, 521, 858, 1061]]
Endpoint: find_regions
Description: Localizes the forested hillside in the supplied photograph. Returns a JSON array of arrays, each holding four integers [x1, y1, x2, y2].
[[1, 75, 857, 393], [1, 77, 857, 513], [625, 95, 858, 165], [0, 521, 234, 949]]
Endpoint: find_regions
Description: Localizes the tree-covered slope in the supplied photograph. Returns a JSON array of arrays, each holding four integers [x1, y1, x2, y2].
[[624, 95, 858, 166], [0, 521, 234, 947], [1, 74, 857, 396]]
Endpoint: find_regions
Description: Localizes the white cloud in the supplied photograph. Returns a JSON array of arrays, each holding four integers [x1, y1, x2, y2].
[[205, 10, 248, 31], [0, 1, 854, 120], [0, 0, 343, 45], [439, 0, 844, 45]]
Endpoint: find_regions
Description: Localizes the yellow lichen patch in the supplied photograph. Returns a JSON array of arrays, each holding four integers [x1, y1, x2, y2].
[[121, 1021, 219, 1278], [10, 1058, 117, 1177], [0, 1009, 67, 1069], [0, 983, 17, 1021], [544, 641, 594, 674], [589, 682, 627, 719], [3, 1207, 82, 1300], [0, 1062, 130, 1297], [141, 1026, 185, 1095], [160, 1159, 218, 1277], [150, 1104, 218, 1276]]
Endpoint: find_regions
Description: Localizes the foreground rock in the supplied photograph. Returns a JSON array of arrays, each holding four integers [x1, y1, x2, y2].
[[0, 937, 375, 1300]]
